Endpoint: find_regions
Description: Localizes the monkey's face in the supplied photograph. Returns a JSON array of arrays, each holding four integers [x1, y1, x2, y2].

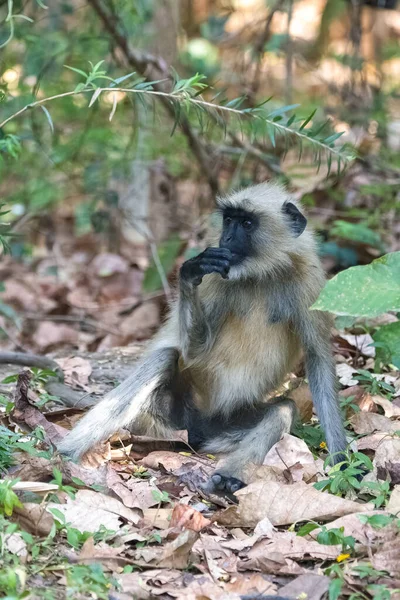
[[219, 208, 259, 266], [214, 183, 312, 280]]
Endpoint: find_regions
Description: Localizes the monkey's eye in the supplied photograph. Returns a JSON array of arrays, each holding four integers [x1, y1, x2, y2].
[[224, 216, 232, 225], [242, 219, 253, 230]]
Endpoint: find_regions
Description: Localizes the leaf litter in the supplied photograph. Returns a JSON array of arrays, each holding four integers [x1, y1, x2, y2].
[[1, 333, 400, 599]]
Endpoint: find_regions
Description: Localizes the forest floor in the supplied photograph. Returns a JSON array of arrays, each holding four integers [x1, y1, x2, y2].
[[1, 164, 400, 600]]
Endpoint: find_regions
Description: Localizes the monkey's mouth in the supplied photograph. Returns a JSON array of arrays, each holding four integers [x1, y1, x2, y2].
[[230, 253, 245, 266]]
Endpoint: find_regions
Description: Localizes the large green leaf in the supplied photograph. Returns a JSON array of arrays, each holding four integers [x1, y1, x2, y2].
[[373, 321, 400, 369], [312, 252, 400, 317]]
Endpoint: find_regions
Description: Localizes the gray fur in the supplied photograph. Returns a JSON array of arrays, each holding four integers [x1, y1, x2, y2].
[[59, 182, 346, 476], [58, 348, 179, 460]]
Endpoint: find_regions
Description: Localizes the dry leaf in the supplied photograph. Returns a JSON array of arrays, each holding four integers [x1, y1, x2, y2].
[[261, 434, 324, 481], [288, 383, 313, 422], [132, 529, 198, 569], [279, 573, 330, 600], [340, 333, 375, 357], [233, 480, 369, 527], [140, 451, 192, 472], [55, 356, 92, 387], [47, 489, 140, 532], [13, 503, 54, 537], [350, 412, 400, 435], [371, 396, 400, 418], [170, 504, 211, 532], [4, 532, 28, 560], [387, 486, 400, 515], [373, 535, 400, 576], [336, 364, 359, 386], [225, 573, 276, 596], [374, 437, 400, 482], [79, 537, 125, 570], [32, 322, 80, 352], [4, 481, 58, 494], [142, 508, 173, 529]]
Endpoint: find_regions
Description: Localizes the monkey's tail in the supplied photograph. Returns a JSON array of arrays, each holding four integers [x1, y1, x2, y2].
[[58, 347, 180, 461]]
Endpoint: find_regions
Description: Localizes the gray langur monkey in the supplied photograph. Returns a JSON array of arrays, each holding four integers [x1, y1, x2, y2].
[[59, 182, 347, 493]]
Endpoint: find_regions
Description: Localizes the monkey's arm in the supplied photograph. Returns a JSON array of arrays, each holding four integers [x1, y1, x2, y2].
[[296, 309, 347, 462], [179, 247, 231, 360]]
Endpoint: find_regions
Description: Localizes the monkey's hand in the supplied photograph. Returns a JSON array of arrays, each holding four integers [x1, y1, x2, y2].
[[180, 247, 232, 286]]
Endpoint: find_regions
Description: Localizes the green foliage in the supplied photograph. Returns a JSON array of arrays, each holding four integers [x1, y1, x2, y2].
[[0, 479, 22, 516], [330, 220, 385, 251], [356, 369, 395, 396], [359, 480, 391, 508], [66, 564, 117, 599], [297, 522, 355, 553], [314, 452, 373, 497], [373, 321, 400, 370], [143, 234, 182, 293], [358, 514, 396, 529], [312, 252, 400, 317]]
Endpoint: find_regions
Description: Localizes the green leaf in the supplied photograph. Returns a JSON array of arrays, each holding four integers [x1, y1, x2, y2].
[[329, 578, 343, 600], [143, 235, 182, 293], [358, 514, 394, 528], [297, 522, 319, 536], [330, 220, 385, 251], [312, 252, 400, 317], [39, 105, 54, 133], [372, 321, 400, 369]]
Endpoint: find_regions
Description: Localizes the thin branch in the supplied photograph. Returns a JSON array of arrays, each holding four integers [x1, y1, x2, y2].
[[86, 0, 220, 196], [0, 86, 351, 165]]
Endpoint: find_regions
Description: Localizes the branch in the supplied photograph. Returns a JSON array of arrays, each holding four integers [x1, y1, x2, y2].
[[86, 0, 220, 196], [0, 87, 352, 169]]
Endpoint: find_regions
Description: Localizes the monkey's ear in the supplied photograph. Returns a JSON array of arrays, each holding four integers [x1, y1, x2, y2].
[[283, 202, 307, 237]]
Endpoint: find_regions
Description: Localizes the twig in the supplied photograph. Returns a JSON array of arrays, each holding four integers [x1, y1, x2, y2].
[[86, 0, 220, 196], [0, 86, 350, 165], [285, 0, 294, 105], [0, 351, 63, 378]]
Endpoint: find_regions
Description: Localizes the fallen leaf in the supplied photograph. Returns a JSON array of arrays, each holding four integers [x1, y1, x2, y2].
[[55, 356, 92, 387], [387, 486, 400, 515], [232, 481, 369, 527], [371, 395, 400, 418], [309, 511, 391, 545], [47, 489, 140, 532], [288, 383, 313, 422], [336, 363, 359, 386], [350, 412, 400, 435], [79, 537, 125, 570], [120, 301, 160, 341], [170, 504, 211, 532], [132, 529, 198, 569], [261, 434, 324, 481], [340, 333, 375, 357], [356, 432, 391, 451], [5, 481, 59, 494], [374, 437, 400, 482], [32, 322, 80, 352], [225, 573, 276, 596], [4, 532, 28, 560], [140, 451, 193, 472], [278, 573, 330, 600], [142, 508, 173, 529], [13, 503, 54, 537], [89, 253, 129, 277], [373, 534, 400, 576]]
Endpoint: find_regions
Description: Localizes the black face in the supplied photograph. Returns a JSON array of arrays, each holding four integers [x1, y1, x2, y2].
[[219, 208, 258, 266]]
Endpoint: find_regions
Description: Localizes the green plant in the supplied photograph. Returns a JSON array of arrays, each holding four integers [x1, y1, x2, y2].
[[359, 480, 391, 508], [356, 369, 395, 397], [314, 452, 373, 496], [0, 479, 22, 516], [312, 252, 400, 318], [50, 468, 77, 499], [66, 564, 117, 599], [298, 522, 355, 554]]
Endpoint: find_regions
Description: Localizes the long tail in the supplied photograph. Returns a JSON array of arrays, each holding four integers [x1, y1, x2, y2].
[[58, 347, 179, 461]]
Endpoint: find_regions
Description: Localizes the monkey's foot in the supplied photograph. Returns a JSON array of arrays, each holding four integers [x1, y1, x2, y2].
[[202, 472, 246, 498]]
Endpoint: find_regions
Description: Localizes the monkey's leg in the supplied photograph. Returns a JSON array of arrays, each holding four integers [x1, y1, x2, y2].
[[58, 347, 181, 461], [197, 398, 298, 495]]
